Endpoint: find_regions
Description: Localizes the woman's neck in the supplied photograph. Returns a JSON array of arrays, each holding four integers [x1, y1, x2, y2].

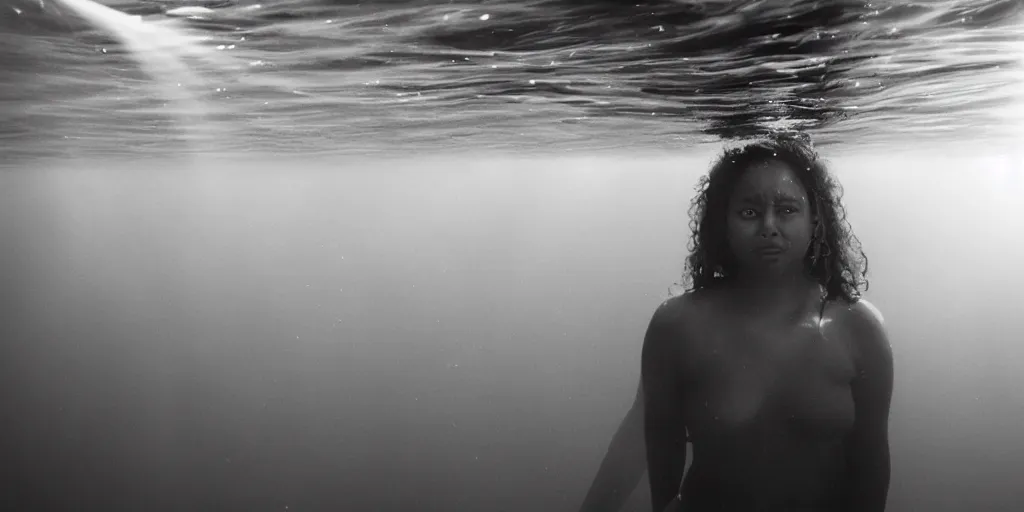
[[725, 272, 821, 318]]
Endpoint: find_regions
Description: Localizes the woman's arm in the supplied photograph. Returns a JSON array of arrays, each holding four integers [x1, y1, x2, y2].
[[576, 381, 647, 512], [641, 298, 689, 512], [844, 299, 894, 512]]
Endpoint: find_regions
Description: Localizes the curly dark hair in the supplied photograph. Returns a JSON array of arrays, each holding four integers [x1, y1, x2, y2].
[[682, 135, 869, 303]]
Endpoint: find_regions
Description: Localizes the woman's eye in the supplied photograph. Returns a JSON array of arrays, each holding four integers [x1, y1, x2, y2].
[[740, 209, 757, 217]]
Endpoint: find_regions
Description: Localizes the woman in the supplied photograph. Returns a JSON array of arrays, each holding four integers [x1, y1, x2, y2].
[[581, 136, 893, 512]]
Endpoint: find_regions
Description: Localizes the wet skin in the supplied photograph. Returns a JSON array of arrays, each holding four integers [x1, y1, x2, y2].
[[641, 162, 893, 512]]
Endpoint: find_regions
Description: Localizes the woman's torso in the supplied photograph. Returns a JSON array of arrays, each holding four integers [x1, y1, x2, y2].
[[671, 287, 859, 511]]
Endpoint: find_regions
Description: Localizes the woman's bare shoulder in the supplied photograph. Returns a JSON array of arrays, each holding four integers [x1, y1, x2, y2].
[[642, 292, 709, 383], [646, 290, 715, 354], [828, 297, 892, 365], [651, 289, 712, 325], [830, 297, 886, 332]]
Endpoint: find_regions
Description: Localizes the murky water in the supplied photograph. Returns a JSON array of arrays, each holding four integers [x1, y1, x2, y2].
[[2, 1, 1023, 511]]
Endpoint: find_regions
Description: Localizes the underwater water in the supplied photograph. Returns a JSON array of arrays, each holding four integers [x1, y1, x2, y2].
[[2, 1, 1024, 511]]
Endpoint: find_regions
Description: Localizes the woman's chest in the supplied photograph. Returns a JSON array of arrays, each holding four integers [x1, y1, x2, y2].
[[682, 323, 857, 442]]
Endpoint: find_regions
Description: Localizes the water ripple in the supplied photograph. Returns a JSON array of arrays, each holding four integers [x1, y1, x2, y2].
[[2, 0, 1022, 162]]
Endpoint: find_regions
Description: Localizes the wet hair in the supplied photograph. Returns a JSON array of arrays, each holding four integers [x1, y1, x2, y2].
[[682, 134, 868, 303]]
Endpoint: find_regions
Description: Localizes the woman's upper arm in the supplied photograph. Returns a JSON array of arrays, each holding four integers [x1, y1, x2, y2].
[[640, 297, 686, 418], [848, 298, 894, 437], [640, 296, 690, 511], [843, 298, 894, 512]]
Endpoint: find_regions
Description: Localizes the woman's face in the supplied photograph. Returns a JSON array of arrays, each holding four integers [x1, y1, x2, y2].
[[725, 160, 816, 278]]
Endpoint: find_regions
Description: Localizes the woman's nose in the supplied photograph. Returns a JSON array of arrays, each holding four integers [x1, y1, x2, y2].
[[758, 213, 780, 237]]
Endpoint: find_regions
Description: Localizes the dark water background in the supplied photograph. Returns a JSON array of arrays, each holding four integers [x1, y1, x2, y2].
[[2, 2, 1024, 512]]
